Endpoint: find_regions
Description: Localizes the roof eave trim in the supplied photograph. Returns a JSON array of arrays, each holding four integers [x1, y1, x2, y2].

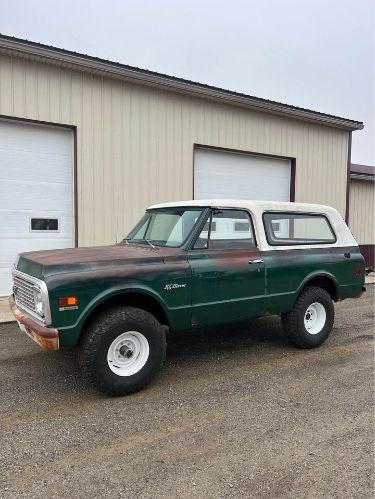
[[0, 38, 364, 131], [350, 173, 375, 182]]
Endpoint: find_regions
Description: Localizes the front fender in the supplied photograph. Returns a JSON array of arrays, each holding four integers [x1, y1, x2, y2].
[[79, 283, 171, 326], [55, 284, 172, 347]]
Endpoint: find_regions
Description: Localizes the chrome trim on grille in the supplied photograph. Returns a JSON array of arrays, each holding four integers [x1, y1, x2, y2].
[[12, 268, 51, 326]]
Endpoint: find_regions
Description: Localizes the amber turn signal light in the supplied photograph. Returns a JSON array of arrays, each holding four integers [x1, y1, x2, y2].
[[59, 296, 78, 308]]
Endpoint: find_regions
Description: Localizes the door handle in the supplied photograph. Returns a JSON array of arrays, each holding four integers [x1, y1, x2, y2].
[[248, 259, 263, 264]]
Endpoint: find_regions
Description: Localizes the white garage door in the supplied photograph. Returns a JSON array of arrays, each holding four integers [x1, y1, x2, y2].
[[194, 148, 291, 202], [0, 121, 74, 296]]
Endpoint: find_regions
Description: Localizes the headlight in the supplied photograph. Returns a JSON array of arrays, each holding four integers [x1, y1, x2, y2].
[[33, 286, 44, 317]]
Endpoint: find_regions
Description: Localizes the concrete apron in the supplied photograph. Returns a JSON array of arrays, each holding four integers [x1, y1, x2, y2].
[[0, 274, 374, 324], [0, 297, 13, 323]]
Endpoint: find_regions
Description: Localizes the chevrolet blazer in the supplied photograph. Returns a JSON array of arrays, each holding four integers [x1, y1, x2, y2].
[[9, 200, 365, 396]]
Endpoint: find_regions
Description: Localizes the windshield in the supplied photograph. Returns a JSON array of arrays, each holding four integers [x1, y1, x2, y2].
[[124, 208, 204, 247]]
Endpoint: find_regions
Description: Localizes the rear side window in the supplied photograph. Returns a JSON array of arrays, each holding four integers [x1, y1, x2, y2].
[[263, 212, 336, 246]]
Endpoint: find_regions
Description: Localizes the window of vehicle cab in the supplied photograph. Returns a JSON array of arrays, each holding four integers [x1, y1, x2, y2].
[[263, 212, 336, 245], [125, 208, 204, 247], [194, 209, 256, 249]]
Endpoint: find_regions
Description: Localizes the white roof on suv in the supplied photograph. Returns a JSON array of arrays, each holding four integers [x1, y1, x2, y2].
[[149, 199, 333, 213], [148, 199, 357, 250]]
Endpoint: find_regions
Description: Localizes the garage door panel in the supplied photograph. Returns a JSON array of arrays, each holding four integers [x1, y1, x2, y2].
[[0, 149, 71, 183], [0, 121, 73, 295], [0, 210, 73, 237], [0, 124, 72, 155], [196, 173, 290, 200], [194, 148, 291, 202], [0, 238, 74, 263], [0, 180, 72, 210], [196, 158, 290, 179]]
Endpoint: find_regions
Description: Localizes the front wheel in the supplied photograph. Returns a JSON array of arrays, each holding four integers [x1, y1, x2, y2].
[[281, 286, 334, 348], [78, 306, 166, 396]]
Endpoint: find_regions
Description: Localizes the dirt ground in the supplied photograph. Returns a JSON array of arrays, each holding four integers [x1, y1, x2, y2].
[[0, 286, 374, 498]]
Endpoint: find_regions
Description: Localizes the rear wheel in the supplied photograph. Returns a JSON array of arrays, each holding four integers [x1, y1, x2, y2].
[[78, 306, 166, 396], [281, 286, 334, 348]]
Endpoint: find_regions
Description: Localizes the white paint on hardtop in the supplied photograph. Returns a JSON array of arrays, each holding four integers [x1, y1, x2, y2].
[[148, 199, 358, 251], [149, 199, 335, 213]]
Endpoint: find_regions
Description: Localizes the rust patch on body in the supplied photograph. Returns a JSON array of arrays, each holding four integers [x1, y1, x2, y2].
[[22, 244, 181, 267], [9, 296, 59, 350]]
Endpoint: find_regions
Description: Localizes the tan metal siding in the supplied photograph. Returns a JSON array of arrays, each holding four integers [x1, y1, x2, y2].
[[0, 53, 349, 246], [349, 180, 375, 244]]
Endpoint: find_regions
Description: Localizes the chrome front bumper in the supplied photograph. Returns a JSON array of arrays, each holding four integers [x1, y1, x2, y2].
[[9, 295, 59, 350]]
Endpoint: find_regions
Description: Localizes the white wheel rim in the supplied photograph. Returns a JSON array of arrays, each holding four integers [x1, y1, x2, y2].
[[107, 331, 149, 376], [304, 302, 326, 335]]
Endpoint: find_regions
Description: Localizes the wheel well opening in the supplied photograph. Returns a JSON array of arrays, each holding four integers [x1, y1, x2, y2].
[[303, 276, 338, 301], [80, 292, 170, 336]]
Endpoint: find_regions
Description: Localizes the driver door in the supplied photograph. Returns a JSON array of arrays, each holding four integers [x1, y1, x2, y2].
[[188, 209, 266, 327]]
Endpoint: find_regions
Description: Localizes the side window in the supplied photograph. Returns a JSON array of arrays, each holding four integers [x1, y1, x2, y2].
[[263, 212, 336, 245], [194, 209, 256, 249]]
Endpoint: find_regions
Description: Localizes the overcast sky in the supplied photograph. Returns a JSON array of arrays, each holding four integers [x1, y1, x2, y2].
[[1, 0, 373, 165]]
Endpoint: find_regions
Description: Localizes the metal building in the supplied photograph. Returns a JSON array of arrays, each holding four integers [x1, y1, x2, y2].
[[0, 35, 365, 295], [349, 164, 375, 268]]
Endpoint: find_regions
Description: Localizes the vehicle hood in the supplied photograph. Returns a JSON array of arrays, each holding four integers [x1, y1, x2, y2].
[[16, 244, 181, 279]]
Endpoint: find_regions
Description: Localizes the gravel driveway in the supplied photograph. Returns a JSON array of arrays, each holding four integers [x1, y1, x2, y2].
[[0, 286, 373, 498]]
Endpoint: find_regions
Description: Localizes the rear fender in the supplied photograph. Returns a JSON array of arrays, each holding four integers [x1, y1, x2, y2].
[[296, 271, 339, 302]]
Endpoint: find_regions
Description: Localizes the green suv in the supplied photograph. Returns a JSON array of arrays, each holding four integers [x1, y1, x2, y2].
[[10, 200, 365, 396]]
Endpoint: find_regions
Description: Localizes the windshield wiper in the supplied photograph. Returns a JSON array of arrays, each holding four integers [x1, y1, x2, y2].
[[122, 238, 156, 248], [144, 239, 155, 248]]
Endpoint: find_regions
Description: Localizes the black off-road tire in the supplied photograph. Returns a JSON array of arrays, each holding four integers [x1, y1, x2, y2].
[[281, 286, 334, 349], [78, 306, 166, 396]]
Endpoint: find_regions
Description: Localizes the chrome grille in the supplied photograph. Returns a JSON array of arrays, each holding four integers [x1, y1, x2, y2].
[[13, 274, 37, 313]]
